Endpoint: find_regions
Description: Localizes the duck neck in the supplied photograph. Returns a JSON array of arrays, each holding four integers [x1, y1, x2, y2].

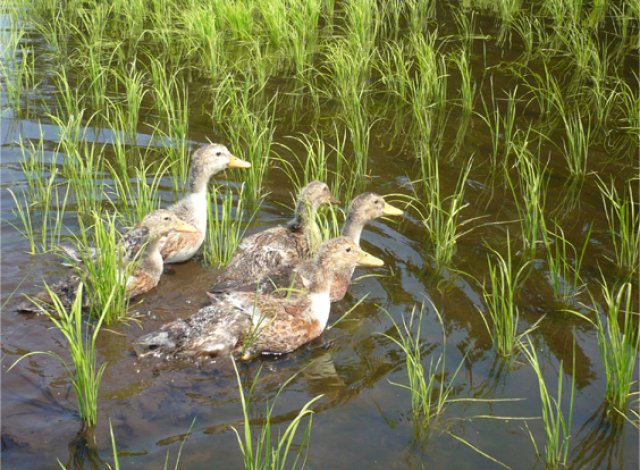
[[187, 164, 212, 195], [341, 213, 364, 246], [307, 261, 333, 328], [288, 199, 321, 249], [136, 237, 164, 279]]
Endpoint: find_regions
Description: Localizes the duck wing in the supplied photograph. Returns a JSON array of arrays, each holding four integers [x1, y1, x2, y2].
[[134, 293, 255, 358], [210, 227, 307, 292]]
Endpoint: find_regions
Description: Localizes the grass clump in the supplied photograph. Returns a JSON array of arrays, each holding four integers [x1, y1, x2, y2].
[[542, 222, 591, 302], [522, 337, 576, 469], [590, 279, 638, 414], [478, 233, 539, 358], [203, 184, 253, 267], [9, 284, 109, 427], [381, 304, 464, 428], [597, 178, 639, 277], [67, 211, 136, 324], [231, 359, 322, 470]]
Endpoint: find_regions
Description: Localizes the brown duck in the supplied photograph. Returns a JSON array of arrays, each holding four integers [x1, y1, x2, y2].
[[134, 237, 382, 359], [209, 192, 403, 300], [209, 181, 338, 293], [17, 210, 197, 312]]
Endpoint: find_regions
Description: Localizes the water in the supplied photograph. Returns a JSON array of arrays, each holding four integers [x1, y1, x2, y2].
[[2, 3, 639, 469]]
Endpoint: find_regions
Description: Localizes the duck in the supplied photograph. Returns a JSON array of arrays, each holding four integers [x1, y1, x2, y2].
[[209, 192, 403, 300], [160, 143, 251, 263], [134, 237, 383, 359], [17, 210, 198, 313], [208, 181, 338, 293]]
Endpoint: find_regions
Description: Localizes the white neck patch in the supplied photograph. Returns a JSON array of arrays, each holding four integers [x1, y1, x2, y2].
[[308, 292, 331, 329]]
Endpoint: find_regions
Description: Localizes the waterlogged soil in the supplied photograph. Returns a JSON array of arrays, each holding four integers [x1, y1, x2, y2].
[[1, 5, 639, 470]]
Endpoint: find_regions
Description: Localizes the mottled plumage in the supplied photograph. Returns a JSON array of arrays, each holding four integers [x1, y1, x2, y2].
[[211, 192, 403, 301], [135, 237, 383, 360], [209, 181, 338, 293]]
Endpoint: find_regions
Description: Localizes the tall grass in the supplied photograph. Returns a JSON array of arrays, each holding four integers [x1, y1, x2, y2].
[[590, 279, 638, 413], [67, 211, 136, 324], [508, 131, 548, 257], [381, 304, 464, 428], [8, 178, 70, 255], [597, 178, 639, 276], [561, 113, 591, 177], [522, 337, 576, 468], [411, 159, 475, 271], [479, 233, 539, 358], [203, 184, 253, 267], [231, 359, 322, 470], [542, 222, 592, 302], [9, 284, 110, 427]]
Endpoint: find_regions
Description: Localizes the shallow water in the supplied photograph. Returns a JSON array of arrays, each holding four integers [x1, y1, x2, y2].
[[2, 3, 639, 469]]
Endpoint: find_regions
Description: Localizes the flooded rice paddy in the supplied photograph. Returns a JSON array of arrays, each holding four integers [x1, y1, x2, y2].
[[1, 1, 639, 468]]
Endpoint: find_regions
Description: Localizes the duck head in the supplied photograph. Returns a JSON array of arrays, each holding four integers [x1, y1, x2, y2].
[[140, 209, 199, 243], [188, 144, 251, 193], [308, 236, 383, 292], [289, 181, 339, 232], [342, 193, 403, 245]]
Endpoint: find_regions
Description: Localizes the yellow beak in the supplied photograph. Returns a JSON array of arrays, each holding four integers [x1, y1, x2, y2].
[[357, 250, 384, 267], [228, 154, 252, 169], [174, 220, 199, 233], [382, 201, 404, 217]]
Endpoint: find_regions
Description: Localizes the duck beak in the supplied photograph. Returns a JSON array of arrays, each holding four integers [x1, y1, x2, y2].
[[382, 201, 404, 217], [329, 194, 341, 204], [174, 220, 199, 233], [228, 155, 252, 169], [357, 250, 384, 267]]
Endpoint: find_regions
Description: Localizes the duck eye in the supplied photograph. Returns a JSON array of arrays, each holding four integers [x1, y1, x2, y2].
[[216, 151, 222, 156], [345, 247, 352, 253], [164, 216, 170, 221]]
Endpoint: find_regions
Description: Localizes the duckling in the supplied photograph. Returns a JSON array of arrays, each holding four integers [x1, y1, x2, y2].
[[210, 192, 403, 300], [134, 237, 383, 359], [209, 181, 338, 293], [16, 210, 198, 313], [160, 143, 251, 263]]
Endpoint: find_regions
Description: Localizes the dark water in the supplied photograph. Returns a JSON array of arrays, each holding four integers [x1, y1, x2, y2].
[[2, 5, 639, 469]]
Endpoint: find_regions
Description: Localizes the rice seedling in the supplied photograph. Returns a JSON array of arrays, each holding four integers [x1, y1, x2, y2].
[[381, 304, 465, 428], [342, 0, 379, 57], [9, 283, 110, 427], [597, 178, 639, 276], [376, 41, 412, 105], [478, 233, 539, 358], [107, 153, 170, 228], [522, 336, 576, 468], [409, 32, 448, 111], [7, 179, 70, 254], [67, 211, 136, 324], [223, 92, 275, 203], [589, 279, 638, 413], [561, 112, 591, 177], [285, 0, 321, 79], [451, 48, 475, 116], [413, 159, 475, 271], [203, 183, 254, 267], [179, 4, 224, 81], [113, 62, 147, 140], [479, 82, 518, 168], [542, 222, 592, 302], [405, 0, 436, 35], [231, 359, 323, 470], [508, 130, 548, 257]]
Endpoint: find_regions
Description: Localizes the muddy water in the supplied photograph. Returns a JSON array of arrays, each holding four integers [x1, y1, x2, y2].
[[2, 8, 639, 470]]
